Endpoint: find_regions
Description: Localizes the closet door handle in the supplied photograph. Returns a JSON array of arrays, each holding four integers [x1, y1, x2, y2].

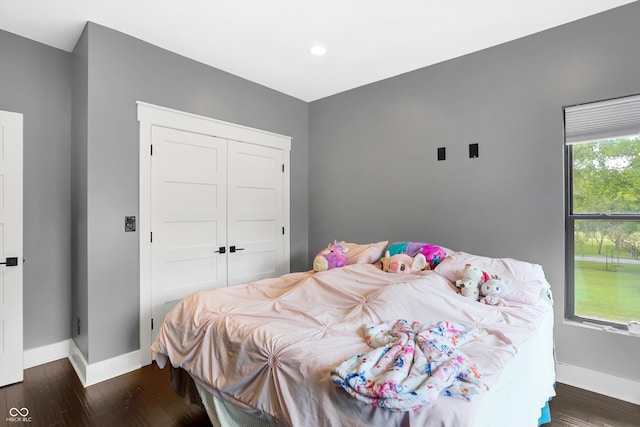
[[229, 246, 245, 253], [0, 257, 18, 266], [214, 247, 226, 254]]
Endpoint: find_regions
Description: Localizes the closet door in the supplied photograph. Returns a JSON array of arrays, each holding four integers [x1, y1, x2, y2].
[[150, 126, 227, 340], [227, 140, 286, 285]]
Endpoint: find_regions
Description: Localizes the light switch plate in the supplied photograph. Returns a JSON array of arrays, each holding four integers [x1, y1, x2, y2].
[[125, 216, 136, 232]]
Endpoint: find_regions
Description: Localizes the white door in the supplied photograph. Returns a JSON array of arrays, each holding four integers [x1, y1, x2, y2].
[[227, 141, 286, 285], [0, 111, 23, 387], [150, 126, 227, 341]]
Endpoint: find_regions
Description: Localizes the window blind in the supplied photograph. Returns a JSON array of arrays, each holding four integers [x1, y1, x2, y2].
[[564, 94, 640, 145]]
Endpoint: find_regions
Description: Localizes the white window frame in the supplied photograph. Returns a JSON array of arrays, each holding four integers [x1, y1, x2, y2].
[[564, 94, 640, 329]]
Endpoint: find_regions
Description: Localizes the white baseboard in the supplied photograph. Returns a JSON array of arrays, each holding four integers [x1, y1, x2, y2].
[[556, 362, 640, 405], [68, 341, 88, 385], [68, 340, 141, 387], [25, 339, 141, 388], [23, 339, 72, 369]]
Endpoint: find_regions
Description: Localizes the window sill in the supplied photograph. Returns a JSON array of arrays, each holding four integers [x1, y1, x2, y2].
[[563, 319, 640, 338]]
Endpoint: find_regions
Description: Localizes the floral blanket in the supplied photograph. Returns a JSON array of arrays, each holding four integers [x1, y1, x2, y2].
[[330, 320, 487, 411]]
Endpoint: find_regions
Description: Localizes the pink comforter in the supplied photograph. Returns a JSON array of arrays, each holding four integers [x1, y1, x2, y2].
[[152, 263, 549, 427]]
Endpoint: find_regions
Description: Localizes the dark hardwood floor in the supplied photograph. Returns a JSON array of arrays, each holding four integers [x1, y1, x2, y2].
[[549, 383, 640, 427], [1, 358, 639, 426], [1, 358, 209, 427]]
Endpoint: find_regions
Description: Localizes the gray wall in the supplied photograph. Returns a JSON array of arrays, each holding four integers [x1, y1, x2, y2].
[[75, 22, 309, 363], [71, 26, 89, 357], [0, 30, 72, 350], [309, 2, 640, 382], [3, 2, 638, 384]]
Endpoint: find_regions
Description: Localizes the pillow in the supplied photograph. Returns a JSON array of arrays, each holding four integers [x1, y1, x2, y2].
[[343, 241, 388, 264], [440, 246, 456, 256], [434, 251, 548, 304]]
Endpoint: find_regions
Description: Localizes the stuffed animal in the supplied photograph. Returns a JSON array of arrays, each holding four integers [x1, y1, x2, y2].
[[455, 264, 491, 301], [459, 282, 480, 300], [385, 242, 447, 270], [381, 251, 414, 273], [479, 277, 511, 307], [313, 241, 349, 272], [455, 264, 490, 288], [411, 253, 428, 273], [418, 244, 447, 270]]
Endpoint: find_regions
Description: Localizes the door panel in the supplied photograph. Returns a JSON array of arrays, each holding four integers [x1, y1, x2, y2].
[[150, 126, 227, 341], [227, 141, 285, 285], [0, 111, 23, 387], [139, 103, 291, 364]]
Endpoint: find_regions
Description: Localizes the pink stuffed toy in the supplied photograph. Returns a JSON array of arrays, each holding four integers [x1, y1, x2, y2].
[[380, 251, 426, 273], [385, 242, 447, 270], [313, 241, 349, 272]]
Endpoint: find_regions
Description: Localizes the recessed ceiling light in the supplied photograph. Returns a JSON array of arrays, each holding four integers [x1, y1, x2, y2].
[[310, 46, 327, 56]]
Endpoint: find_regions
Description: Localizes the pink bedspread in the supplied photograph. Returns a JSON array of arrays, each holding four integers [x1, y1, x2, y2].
[[152, 263, 550, 427]]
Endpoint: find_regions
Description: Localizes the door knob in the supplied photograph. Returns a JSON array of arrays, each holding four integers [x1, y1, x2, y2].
[[0, 257, 18, 266], [229, 246, 245, 253], [214, 247, 226, 254]]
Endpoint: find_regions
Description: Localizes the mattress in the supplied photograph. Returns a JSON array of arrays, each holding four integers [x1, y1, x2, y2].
[[153, 251, 555, 426]]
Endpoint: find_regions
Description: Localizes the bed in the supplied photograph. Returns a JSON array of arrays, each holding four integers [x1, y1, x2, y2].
[[152, 243, 556, 427]]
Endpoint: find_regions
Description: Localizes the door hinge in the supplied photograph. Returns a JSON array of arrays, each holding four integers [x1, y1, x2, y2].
[[282, 164, 284, 172], [150, 145, 153, 155], [151, 318, 154, 330], [282, 226, 285, 235], [150, 231, 153, 243]]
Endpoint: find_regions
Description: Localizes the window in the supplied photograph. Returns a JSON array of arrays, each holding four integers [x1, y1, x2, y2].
[[564, 94, 640, 328]]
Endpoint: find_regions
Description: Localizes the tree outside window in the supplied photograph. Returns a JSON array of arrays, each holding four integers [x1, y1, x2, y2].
[[565, 96, 640, 328]]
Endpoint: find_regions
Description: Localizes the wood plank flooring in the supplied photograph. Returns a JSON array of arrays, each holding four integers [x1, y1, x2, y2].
[[1, 358, 639, 426], [549, 383, 640, 427], [0, 359, 209, 427]]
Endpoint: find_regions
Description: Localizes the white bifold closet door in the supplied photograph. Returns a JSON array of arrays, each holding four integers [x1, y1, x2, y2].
[[150, 126, 227, 340], [227, 140, 286, 285], [150, 126, 286, 342]]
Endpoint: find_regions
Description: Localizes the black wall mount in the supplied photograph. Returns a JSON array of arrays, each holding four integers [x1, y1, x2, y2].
[[469, 143, 479, 158]]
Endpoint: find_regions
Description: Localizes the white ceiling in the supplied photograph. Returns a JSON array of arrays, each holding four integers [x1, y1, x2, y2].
[[0, 0, 636, 102]]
